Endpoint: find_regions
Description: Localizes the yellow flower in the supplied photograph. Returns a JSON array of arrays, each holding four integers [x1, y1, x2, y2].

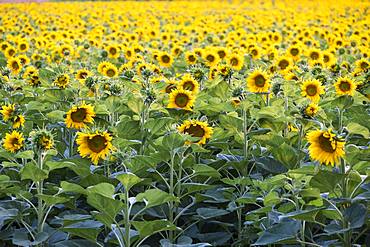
[[1, 104, 15, 122], [227, 53, 244, 71], [301, 79, 325, 102], [203, 50, 219, 67], [12, 115, 25, 129], [54, 74, 70, 89], [334, 77, 357, 96], [7, 57, 22, 75], [30, 130, 55, 151], [2, 131, 24, 153], [65, 102, 96, 129], [103, 63, 118, 78], [76, 131, 114, 165], [246, 70, 271, 93], [355, 58, 369, 72], [185, 51, 197, 65], [178, 74, 199, 95], [304, 103, 319, 117], [177, 120, 213, 145], [158, 52, 173, 67], [76, 69, 92, 83], [168, 88, 195, 111], [106, 44, 120, 59], [306, 129, 345, 166]]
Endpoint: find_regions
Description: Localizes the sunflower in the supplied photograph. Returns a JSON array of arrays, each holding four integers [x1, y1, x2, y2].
[[276, 56, 292, 72], [27, 74, 41, 87], [203, 50, 219, 67], [178, 74, 199, 95], [185, 51, 197, 65], [18, 41, 29, 52], [304, 103, 319, 117], [355, 58, 369, 72], [76, 69, 92, 83], [2, 131, 24, 153], [168, 88, 195, 111], [177, 120, 213, 145], [163, 80, 177, 94], [7, 57, 22, 75], [246, 70, 271, 93], [0, 104, 15, 122], [12, 115, 25, 129], [76, 131, 114, 165], [65, 102, 95, 129], [301, 79, 325, 102], [227, 53, 244, 71], [97, 61, 112, 74], [334, 77, 357, 96], [158, 52, 173, 67], [30, 129, 54, 151], [103, 64, 118, 78], [307, 48, 322, 62], [18, 55, 30, 65], [106, 44, 120, 59], [54, 74, 70, 89], [306, 129, 345, 166], [287, 45, 301, 60]]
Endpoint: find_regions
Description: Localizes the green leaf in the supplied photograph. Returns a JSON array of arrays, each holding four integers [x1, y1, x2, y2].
[[136, 189, 179, 208], [14, 150, 34, 159], [263, 191, 281, 207], [116, 173, 143, 191], [196, 208, 229, 219], [46, 161, 77, 171], [252, 219, 300, 245], [36, 194, 69, 206], [20, 163, 48, 182], [162, 133, 185, 151], [46, 110, 65, 122], [347, 122, 369, 138], [61, 181, 86, 195], [127, 97, 144, 114], [310, 170, 344, 192], [55, 240, 100, 247], [132, 219, 178, 238], [281, 208, 324, 222], [193, 164, 220, 178], [344, 203, 366, 229], [87, 183, 115, 198], [62, 220, 103, 243], [271, 143, 299, 169], [87, 193, 123, 227], [144, 117, 174, 136]]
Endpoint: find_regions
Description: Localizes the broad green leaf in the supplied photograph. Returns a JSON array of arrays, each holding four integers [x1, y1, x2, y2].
[[347, 122, 369, 138], [310, 170, 344, 192], [46, 110, 65, 122], [20, 163, 48, 182], [136, 189, 179, 208], [46, 161, 77, 171], [264, 191, 281, 207], [252, 219, 300, 245], [61, 181, 86, 195], [116, 173, 143, 191], [36, 194, 69, 206], [132, 219, 178, 237], [344, 203, 366, 229], [280, 207, 324, 222], [62, 220, 103, 242], [193, 164, 220, 178], [87, 193, 123, 227], [87, 183, 115, 198], [14, 150, 34, 159], [196, 208, 229, 219]]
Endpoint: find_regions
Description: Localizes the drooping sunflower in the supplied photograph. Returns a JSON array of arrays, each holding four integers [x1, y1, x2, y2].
[[54, 74, 70, 89], [227, 53, 244, 71], [246, 70, 271, 93], [177, 120, 213, 145], [65, 102, 96, 129], [12, 115, 25, 129], [168, 88, 195, 111], [7, 57, 22, 75], [301, 79, 325, 102], [76, 131, 114, 165], [0, 104, 15, 122], [27, 74, 41, 87], [304, 103, 319, 117], [334, 77, 357, 96], [2, 131, 24, 153], [76, 69, 92, 83], [306, 129, 345, 166], [158, 52, 173, 67], [355, 58, 369, 73], [178, 74, 199, 95]]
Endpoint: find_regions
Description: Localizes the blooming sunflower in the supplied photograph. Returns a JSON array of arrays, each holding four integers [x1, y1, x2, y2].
[[185, 51, 197, 65], [76, 131, 114, 165], [355, 58, 369, 72], [227, 53, 244, 71], [168, 88, 195, 111], [203, 50, 219, 67], [12, 115, 25, 129], [306, 129, 345, 166], [177, 120, 213, 145], [2, 131, 24, 153], [103, 64, 118, 78], [246, 70, 271, 93], [0, 104, 15, 122], [301, 79, 325, 102], [7, 57, 22, 75], [76, 69, 92, 83], [334, 77, 357, 96], [158, 52, 173, 67], [178, 74, 199, 95], [54, 74, 70, 89], [65, 102, 95, 129], [106, 44, 120, 59], [304, 103, 319, 117]]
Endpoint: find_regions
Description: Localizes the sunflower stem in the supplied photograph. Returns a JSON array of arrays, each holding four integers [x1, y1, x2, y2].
[[168, 151, 176, 243], [340, 158, 351, 246], [69, 129, 74, 158], [36, 151, 45, 247], [124, 188, 131, 247]]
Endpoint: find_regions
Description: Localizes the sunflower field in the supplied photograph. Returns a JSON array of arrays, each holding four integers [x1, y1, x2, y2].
[[0, 0, 369, 246]]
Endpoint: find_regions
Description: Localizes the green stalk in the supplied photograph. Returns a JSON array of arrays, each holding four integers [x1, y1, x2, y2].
[[340, 158, 351, 246], [69, 129, 74, 158], [169, 152, 175, 243], [124, 189, 131, 247], [36, 151, 44, 246]]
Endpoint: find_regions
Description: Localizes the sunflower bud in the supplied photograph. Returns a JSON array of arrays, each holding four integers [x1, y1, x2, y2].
[[30, 129, 54, 151]]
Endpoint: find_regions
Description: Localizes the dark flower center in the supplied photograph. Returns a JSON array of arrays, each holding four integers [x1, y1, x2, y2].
[[175, 93, 190, 107], [278, 59, 289, 69], [161, 55, 170, 63], [183, 81, 195, 91], [306, 85, 318, 96], [290, 48, 299, 56], [185, 124, 205, 138], [339, 81, 350, 92], [254, 75, 266, 87], [106, 69, 116, 77], [71, 108, 87, 123], [109, 47, 117, 55], [88, 135, 107, 153], [188, 55, 196, 62], [206, 54, 215, 62], [318, 134, 336, 153], [230, 57, 239, 66], [310, 52, 319, 60]]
